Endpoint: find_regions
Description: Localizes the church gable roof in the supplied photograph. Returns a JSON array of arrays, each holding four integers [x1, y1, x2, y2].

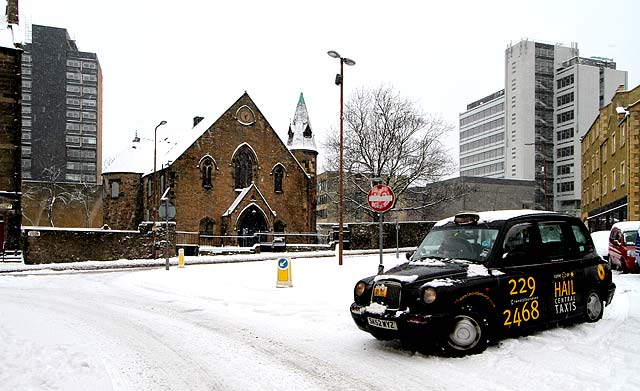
[[222, 183, 276, 218]]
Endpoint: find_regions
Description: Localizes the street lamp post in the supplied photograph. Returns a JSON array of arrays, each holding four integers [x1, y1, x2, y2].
[[328, 50, 355, 266], [153, 120, 168, 220], [152, 120, 167, 259]]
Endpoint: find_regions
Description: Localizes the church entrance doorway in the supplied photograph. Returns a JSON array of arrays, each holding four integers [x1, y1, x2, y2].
[[237, 205, 267, 247]]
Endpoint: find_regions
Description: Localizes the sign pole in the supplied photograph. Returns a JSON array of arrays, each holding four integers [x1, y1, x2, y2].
[[367, 184, 394, 275], [378, 212, 384, 274]]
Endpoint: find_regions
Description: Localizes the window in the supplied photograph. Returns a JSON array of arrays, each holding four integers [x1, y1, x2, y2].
[[621, 161, 626, 186], [22, 106, 31, 115], [557, 163, 573, 175], [66, 123, 81, 132], [557, 74, 574, 89], [570, 224, 593, 256], [232, 147, 256, 189], [503, 223, 535, 265], [82, 62, 97, 69], [621, 123, 626, 145], [557, 181, 574, 193], [22, 93, 31, 101], [82, 74, 97, 82], [557, 146, 574, 158], [273, 165, 284, 193], [611, 133, 616, 154], [22, 80, 32, 89], [82, 86, 97, 94], [538, 222, 568, 260], [201, 158, 214, 189], [67, 85, 81, 93], [66, 98, 80, 106], [66, 59, 81, 67], [82, 111, 96, 119], [556, 128, 574, 141], [199, 217, 215, 235], [110, 181, 120, 198], [66, 72, 81, 81], [82, 99, 96, 107], [66, 111, 80, 118], [556, 111, 574, 124], [602, 175, 607, 195], [611, 168, 616, 191], [556, 92, 574, 106], [82, 124, 97, 132]]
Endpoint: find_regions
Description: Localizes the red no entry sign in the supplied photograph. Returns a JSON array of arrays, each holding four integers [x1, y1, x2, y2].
[[368, 184, 395, 213]]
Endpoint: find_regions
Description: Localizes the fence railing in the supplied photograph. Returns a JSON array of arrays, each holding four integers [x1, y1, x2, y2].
[[175, 231, 333, 250]]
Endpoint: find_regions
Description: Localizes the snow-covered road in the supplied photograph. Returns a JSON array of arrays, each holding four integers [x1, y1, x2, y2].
[[1, 254, 640, 390]]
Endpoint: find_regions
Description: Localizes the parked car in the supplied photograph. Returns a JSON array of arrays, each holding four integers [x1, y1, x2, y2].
[[350, 210, 615, 356], [590, 230, 611, 261], [608, 221, 640, 273]]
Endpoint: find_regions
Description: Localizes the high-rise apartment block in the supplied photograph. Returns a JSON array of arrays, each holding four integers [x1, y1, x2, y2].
[[21, 24, 102, 183], [459, 90, 505, 178], [460, 39, 627, 214]]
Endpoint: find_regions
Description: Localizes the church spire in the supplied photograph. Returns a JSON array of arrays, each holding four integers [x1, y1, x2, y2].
[[287, 92, 317, 152]]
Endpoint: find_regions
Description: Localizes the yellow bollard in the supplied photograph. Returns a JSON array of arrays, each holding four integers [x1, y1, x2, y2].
[[178, 248, 185, 268]]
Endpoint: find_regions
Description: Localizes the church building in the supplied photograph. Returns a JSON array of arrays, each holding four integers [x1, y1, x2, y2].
[[102, 92, 318, 243]]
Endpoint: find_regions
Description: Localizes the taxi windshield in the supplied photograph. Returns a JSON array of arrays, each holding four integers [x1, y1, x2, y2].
[[411, 227, 499, 262]]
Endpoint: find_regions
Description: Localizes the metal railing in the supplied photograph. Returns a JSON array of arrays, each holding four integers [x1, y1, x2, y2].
[[175, 230, 333, 252]]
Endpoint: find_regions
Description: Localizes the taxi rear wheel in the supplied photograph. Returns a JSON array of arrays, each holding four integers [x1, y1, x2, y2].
[[584, 290, 604, 322], [444, 310, 489, 356]]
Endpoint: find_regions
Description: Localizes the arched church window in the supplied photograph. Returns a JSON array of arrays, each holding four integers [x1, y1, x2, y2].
[[273, 165, 284, 193], [232, 147, 256, 189], [201, 159, 213, 189]]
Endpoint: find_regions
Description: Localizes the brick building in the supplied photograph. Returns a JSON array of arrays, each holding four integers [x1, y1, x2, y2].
[[581, 84, 640, 231], [102, 92, 317, 242], [0, 0, 22, 254]]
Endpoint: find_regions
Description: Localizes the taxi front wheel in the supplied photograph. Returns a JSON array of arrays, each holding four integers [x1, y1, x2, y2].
[[444, 309, 490, 356], [584, 290, 604, 322]]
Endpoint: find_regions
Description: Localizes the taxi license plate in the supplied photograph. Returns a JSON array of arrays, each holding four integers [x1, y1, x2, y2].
[[367, 317, 398, 330]]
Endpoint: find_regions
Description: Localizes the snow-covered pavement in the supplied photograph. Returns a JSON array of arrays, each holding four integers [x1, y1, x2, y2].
[[1, 253, 639, 390]]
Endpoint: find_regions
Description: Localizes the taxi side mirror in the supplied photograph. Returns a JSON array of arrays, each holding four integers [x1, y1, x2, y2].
[[405, 251, 413, 260]]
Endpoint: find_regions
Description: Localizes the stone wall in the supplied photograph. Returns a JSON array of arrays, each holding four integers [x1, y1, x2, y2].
[[348, 221, 435, 250], [319, 221, 435, 250], [22, 223, 175, 264]]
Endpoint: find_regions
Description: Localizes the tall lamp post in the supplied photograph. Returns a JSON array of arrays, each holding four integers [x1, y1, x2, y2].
[[153, 120, 167, 221], [328, 50, 355, 266]]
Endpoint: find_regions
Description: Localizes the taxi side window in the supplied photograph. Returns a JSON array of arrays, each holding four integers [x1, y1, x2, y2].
[[570, 223, 594, 256], [502, 223, 536, 266], [537, 222, 568, 261]]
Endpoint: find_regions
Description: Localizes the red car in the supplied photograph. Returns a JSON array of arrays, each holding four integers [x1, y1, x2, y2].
[[608, 221, 640, 273]]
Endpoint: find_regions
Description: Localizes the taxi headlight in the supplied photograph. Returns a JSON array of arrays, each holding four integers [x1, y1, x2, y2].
[[423, 287, 437, 304], [355, 282, 366, 297], [627, 250, 635, 257]]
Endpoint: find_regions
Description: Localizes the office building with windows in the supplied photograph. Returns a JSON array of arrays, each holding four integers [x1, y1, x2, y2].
[[553, 56, 627, 215], [459, 90, 506, 178], [21, 24, 102, 184], [502, 39, 626, 213]]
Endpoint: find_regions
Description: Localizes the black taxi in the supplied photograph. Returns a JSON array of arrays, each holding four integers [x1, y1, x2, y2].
[[350, 210, 616, 356]]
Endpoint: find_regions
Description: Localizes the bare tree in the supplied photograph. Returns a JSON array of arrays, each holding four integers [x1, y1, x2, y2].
[[324, 85, 456, 219], [69, 180, 101, 228], [39, 166, 72, 227]]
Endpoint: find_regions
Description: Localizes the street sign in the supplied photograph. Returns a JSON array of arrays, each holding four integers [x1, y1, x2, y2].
[[276, 257, 293, 288], [158, 202, 176, 219], [368, 184, 395, 213]]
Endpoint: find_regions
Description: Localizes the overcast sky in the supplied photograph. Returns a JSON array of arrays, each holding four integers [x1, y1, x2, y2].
[[13, 0, 640, 171]]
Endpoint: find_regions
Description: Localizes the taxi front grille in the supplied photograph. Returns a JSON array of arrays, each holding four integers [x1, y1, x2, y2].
[[371, 281, 402, 310]]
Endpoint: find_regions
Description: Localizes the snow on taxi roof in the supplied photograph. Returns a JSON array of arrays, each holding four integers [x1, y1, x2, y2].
[[434, 210, 555, 227]]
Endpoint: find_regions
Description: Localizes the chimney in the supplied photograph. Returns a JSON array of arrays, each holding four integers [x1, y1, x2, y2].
[[6, 0, 19, 25], [193, 116, 204, 127]]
